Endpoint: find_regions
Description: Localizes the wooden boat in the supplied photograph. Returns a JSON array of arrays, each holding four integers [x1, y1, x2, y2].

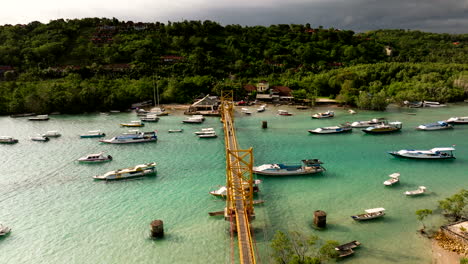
[[405, 186, 426, 196], [277, 110, 292, 116], [417, 121, 453, 130], [43, 131, 61, 137], [362, 122, 402, 134], [388, 147, 455, 159], [445, 117, 468, 124], [312, 110, 334, 119], [28, 115, 49, 121], [198, 132, 217, 138], [351, 118, 387, 128], [168, 129, 183, 133], [0, 224, 11, 236], [78, 152, 113, 163], [253, 159, 325, 176], [351, 208, 385, 221], [0, 136, 18, 144], [308, 124, 352, 134], [80, 130, 106, 138], [93, 162, 156, 180], [120, 120, 144, 127], [384, 173, 400, 186], [335, 240, 361, 258]]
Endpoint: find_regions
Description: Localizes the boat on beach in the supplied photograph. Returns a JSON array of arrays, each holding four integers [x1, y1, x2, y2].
[[277, 110, 292, 116], [80, 130, 106, 138], [416, 121, 453, 130], [388, 147, 455, 159], [0, 136, 18, 144], [308, 124, 352, 134], [445, 116, 468, 124], [99, 131, 157, 144], [312, 110, 334, 119], [93, 162, 156, 180], [0, 224, 11, 236], [120, 120, 144, 127], [351, 208, 385, 221], [78, 152, 113, 163], [384, 173, 400, 186], [362, 122, 402, 134], [28, 115, 49, 121], [253, 159, 325, 176], [405, 186, 427, 196], [351, 118, 387, 128]]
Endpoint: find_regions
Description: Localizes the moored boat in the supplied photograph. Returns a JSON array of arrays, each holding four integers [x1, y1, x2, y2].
[[241, 108, 252, 115], [362, 122, 402, 134], [384, 173, 400, 186], [140, 114, 159, 122], [93, 162, 156, 180], [0, 224, 11, 236], [183, 115, 204, 123], [348, 109, 356, 114], [253, 159, 325, 176], [209, 179, 262, 198], [28, 115, 49, 121], [168, 129, 183, 133], [43, 131, 61, 137], [351, 208, 385, 221], [312, 110, 334, 119], [99, 131, 157, 144], [257, 105, 266, 112], [30, 135, 49, 141], [120, 120, 144, 127], [194, 128, 214, 135], [423, 101, 446, 107], [351, 118, 387, 128], [198, 131, 217, 138], [277, 110, 292, 116], [416, 121, 453, 130], [405, 186, 427, 196], [335, 240, 361, 258], [0, 136, 18, 144], [388, 147, 455, 159], [308, 124, 352, 134], [78, 152, 113, 163], [445, 116, 468, 124], [80, 130, 106, 138]]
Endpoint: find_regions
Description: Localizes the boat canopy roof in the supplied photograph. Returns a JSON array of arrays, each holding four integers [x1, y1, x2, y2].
[[389, 173, 400, 178], [365, 208, 385, 213], [431, 147, 455, 152]]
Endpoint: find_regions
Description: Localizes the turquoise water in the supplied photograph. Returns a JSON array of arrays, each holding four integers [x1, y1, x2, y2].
[[1, 105, 467, 263]]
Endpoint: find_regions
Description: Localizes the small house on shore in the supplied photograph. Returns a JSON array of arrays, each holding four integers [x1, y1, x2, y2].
[[185, 95, 220, 116]]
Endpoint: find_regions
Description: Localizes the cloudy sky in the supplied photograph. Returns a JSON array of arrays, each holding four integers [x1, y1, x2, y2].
[[2, 0, 468, 33]]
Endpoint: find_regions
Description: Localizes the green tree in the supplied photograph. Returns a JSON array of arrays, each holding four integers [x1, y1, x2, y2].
[[438, 189, 468, 221], [415, 209, 433, 232]]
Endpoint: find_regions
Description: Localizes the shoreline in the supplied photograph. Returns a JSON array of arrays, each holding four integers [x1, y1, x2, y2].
[[432, 239, 464, 264]]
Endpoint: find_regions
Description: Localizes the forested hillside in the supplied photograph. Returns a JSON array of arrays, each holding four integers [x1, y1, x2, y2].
[[0, 18, 467, 114]]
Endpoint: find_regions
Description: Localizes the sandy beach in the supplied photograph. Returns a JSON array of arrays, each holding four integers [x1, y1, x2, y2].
[[432, 240, 464, 264]]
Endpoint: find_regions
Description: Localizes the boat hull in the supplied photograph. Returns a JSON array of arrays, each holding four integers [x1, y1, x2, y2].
[[94, 169, 156, 180], [80, 134, 106, 138], [308, 128, 352, 134], [100, 138, 157, 144], [388, 152, 455, 159], [362, 128, 400, 134], [253, 168, 324, 176]]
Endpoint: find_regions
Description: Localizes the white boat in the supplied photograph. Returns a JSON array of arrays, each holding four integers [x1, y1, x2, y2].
[[241, 108, 252, 115], [383, 173, 400, 186], [150, 107, 169, 116], [312, 110, 334, 119], [405, 186, 427, 196], [388, 147, 455, 159], [194, 128, 214, 135], [257, 105, 266, 112], [140, 114, 159, 122], [198, 132, 217, 138], [351, 208, 385, 221], [351, 118, 387, 128], [253, 159, 325, 176], [93, 162, 156, 180], [209, 179, 262, 198], [136, 109, 149, 116], [308, 124, 352, 134], [277, 110, 292, 116], [99, 131, 157, 144], [0, 224, 11, 236], [182, 115, 204, 123], [445, 116, 468, 124], [168, 129, 183, 133], [362, 122, 402, 134], [120, 120, 144, 127], [0, 136, 18, 144], [43, 131, 61, 137], [417, 121, 453, 130], [348, 109, 356, 114], [28, 115, 49, 121], [78, 152, 113, 163], [80, 130, 106, 138], [423, 101, 446, 107], [30, 135, 49, 142]]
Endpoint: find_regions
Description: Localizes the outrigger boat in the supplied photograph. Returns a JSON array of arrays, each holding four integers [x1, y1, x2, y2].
[[405, 186, 427, 196], [253, 159, 325, 176], [0, 136, 18, 144], [120, 120, 144, 127], [78, 152, 113, 163], [445, 116, 468, 124], [99, 131, 157, 144], [80, 130, 106, 138], [351, 208, 385, 221], [312, 110, 334, 119], [416, 121, 453, 131], [93, 162, 156, 180], [351, 118, 387, 128], [362, 122, 402, 134], [308, 124, 352, 134], [388, 147, 455, 159], [384, 173, 400, 186]]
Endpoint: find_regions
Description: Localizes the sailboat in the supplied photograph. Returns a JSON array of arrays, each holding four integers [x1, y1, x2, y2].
[[150, 74, 169, 116]]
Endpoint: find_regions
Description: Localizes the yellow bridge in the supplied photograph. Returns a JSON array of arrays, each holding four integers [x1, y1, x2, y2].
[[220, 91, 257, 264]]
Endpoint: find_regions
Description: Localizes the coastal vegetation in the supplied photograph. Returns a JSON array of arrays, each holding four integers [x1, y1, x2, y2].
[[438, 189, 468, 221], [0, 18, 467, 113]]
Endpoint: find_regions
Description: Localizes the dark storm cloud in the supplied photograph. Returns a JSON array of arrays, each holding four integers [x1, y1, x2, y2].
[[156, 0, 468, 33]]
